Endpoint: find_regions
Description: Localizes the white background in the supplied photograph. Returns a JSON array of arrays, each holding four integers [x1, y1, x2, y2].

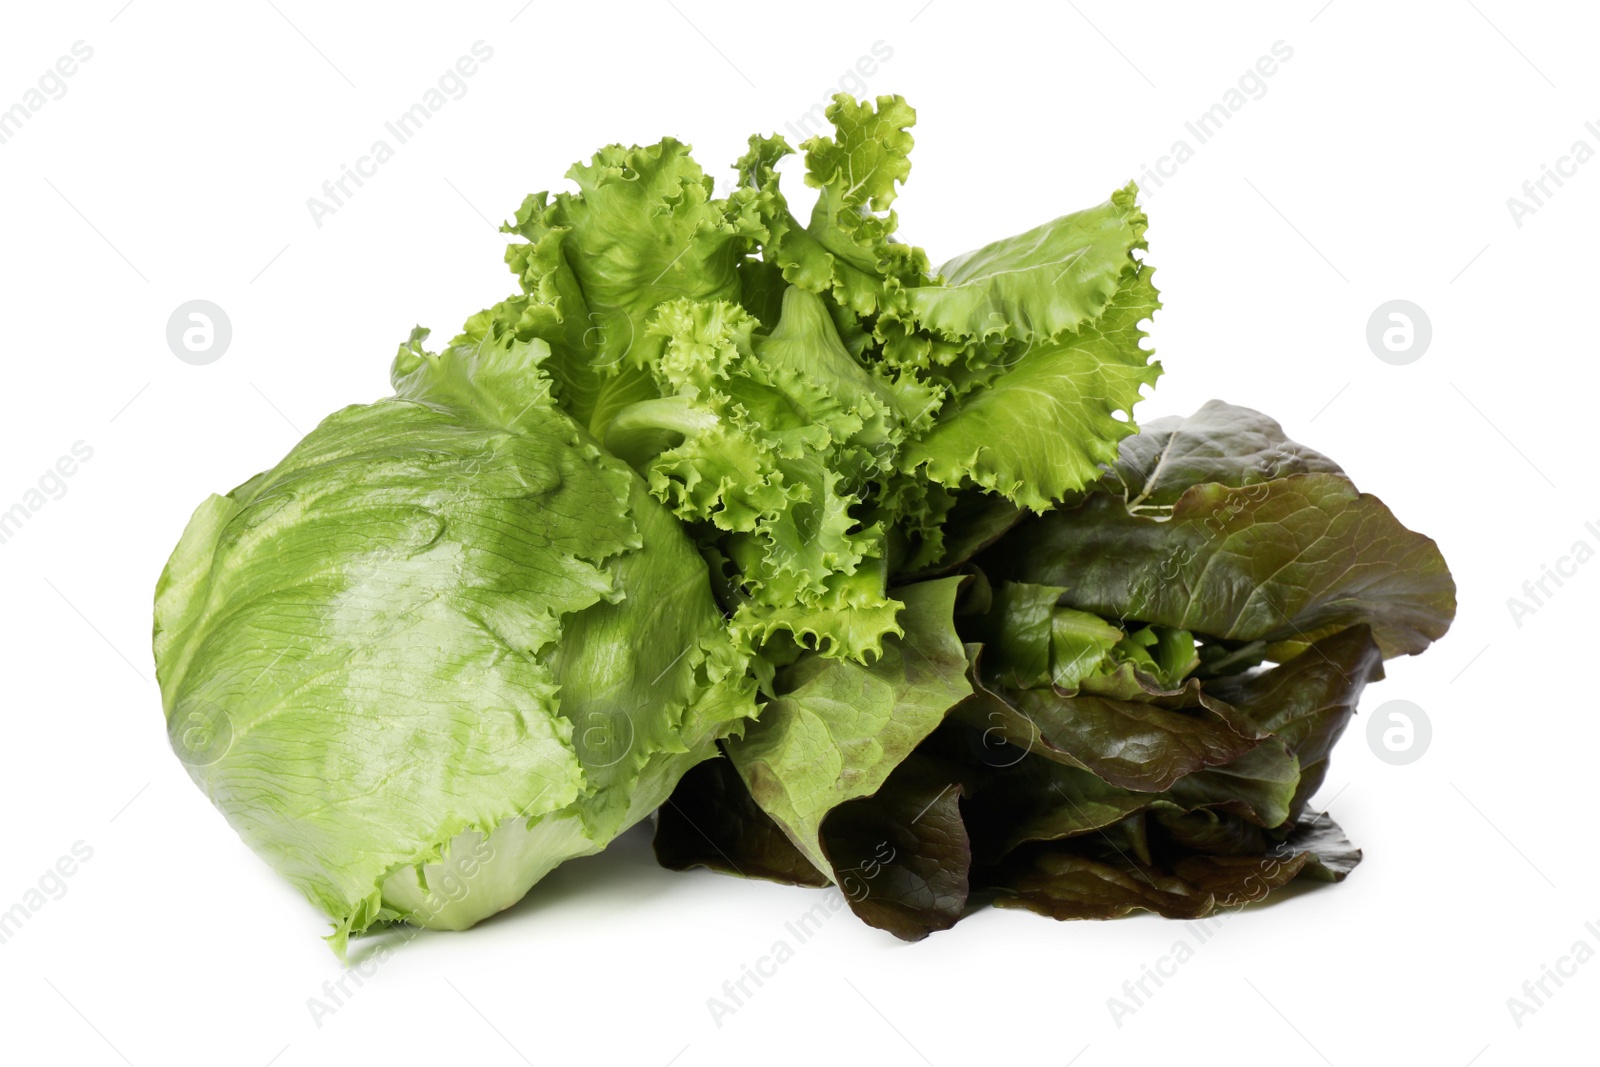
[[1, 1, 1594, 1064]]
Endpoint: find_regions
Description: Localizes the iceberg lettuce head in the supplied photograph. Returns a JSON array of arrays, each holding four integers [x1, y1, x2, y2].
[[153, 330, 755, 954]]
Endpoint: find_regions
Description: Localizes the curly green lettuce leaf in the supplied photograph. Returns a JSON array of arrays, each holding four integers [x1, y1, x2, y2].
[[725, 560, 907, 668], [737, 95, 931, 318], [542, 138, 768, 371], [453, 201, 640, 436], [457, 138, 773, 438], [901, 265, 1162, 511], [896, 490, 1024, 579], [901, 183, 1149, 347], [614, 288, 910, 661]]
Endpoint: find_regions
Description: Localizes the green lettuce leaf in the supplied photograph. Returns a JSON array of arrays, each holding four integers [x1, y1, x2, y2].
[[741, 95, 931, 317], [900, 263, 1162, 511], [901, 183, 1149, 346], [612, 288, 909, 661], [457, 137, 771, 439], [967, 579, 1199, 694], [725, 577, 973, 873]]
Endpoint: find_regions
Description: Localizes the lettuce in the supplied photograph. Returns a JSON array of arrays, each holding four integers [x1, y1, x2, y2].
[[154, 95, 1454, 951], [658, 402, 1454, 938], [154, 332, 754, 955], [457, 93, 1161, 664]]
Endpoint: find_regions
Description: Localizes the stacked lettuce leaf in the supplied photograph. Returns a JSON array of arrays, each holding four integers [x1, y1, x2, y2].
[[153, 95, 1454, 950], [659, 400, 1454, 936]]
